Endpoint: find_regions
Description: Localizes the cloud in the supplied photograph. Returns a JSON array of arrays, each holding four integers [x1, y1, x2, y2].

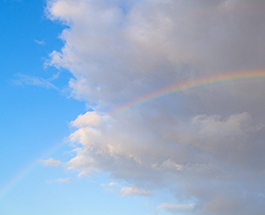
[[101, 182, 119, 193], [108, 182, 117, 187], [34, 39, 45, 45], [71, 111, 101, 128], [46, 177, 73, 184], [120, 186, 152, 197], [159, 203, 195, 214], [46, 0, 265, 214], [101, 182, 118, 187], [145, 202, 159, 215], [41, 158, 61, 167], [13, 73, 59, 90]]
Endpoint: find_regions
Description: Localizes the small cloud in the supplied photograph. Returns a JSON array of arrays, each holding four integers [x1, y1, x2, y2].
[[46, 177, 73, 184], [101, 182, 118, 193], [57, 178, 73, 184], [34, 39, 45, 45], [41, 158, 61, 167], [13, 73, 59, 90], [108, 182, 118, 186], [120, 186, 152, 197], [101, 182, 117, 187], [159, 203, 195, 214]]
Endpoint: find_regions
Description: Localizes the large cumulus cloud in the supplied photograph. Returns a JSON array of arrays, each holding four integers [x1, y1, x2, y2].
[[46, 0, 265, 214]]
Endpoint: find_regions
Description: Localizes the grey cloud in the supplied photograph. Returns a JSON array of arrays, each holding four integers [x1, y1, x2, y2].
[[159, 203, 195, 214], [46, 0, 265, 214]]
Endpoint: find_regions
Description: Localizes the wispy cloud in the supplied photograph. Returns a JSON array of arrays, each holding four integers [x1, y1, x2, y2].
[[101, 182, 118, 187], [13, 73, 59, 90], [145, 202, 159, 215], [34, 39, 45, 45], [100, 182, 119, 193], [120, 186, 152, 197], [41, 158, 61, 167], [46, 177, 72, 184]]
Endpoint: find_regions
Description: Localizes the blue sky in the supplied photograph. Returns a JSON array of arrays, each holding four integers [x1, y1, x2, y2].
[[1, 0, 265, 215]]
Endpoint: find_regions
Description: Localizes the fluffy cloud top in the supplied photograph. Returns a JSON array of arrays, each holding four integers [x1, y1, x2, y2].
[[71, 111, 101, 127], [46, 0, 265, 214]]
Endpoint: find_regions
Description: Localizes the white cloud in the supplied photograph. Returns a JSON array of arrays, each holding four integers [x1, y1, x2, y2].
[[46, 177, 73, 184], [120, 186, 152, 197], [46, 0, 265, 214], [108, 182, 117, 187], [41, 158, 61, 167], [34, 39, 45, 45], [71, 111, 101, 128], [101, 182, 117, 187], [101, 182, 119, 193], [13, 73, 59, 90]]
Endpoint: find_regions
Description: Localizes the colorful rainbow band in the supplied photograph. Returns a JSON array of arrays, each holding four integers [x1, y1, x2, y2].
[[1, 69, 265, 202], [110, 70, 265, 117]]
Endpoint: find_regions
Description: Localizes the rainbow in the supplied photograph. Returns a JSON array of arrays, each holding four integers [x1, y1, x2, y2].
[[1, 69, 265, 202], [0, 141, 65, 203], [109, 70, 265, 117], [0, 160, 39, 202]]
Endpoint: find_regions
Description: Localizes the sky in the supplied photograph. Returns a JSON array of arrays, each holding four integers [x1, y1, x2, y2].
[[1, 0, 265, 214]]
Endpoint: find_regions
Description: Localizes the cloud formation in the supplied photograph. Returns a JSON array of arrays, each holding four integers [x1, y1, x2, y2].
[[41, 158, 61, 167], [120, 186, 152, 197], [46, 177, 72, 184], [13, 73, 59, 90], [160, 203, 195, 214], [34, 39, 45, 45], [46, 0, 265, 214], [70, 111, 101, 127]]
